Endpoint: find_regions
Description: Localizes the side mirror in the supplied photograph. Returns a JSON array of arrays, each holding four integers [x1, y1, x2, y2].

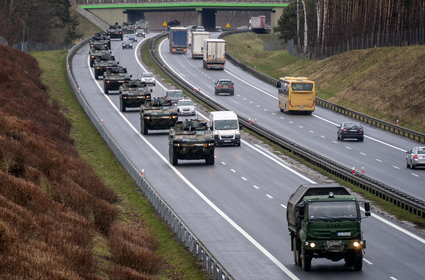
[[150, 89, 153, 93], [276, 81, 281, 88], [364, 202, 371, 216], [239, 124, 243, 130]]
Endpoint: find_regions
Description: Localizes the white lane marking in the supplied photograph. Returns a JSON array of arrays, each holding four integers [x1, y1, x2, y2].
[[393, 166, 400, 169], [360, 152, 367, 156], [230, 169, 236, 173], [221, 161, 226, 165], [266, 194, 273, 199], [264, 108, 268, 112], [280, 117, 284, 120], [312, 114, 407, 152], [256, 105, 260, 108], [241, 177, 247, 181], [272, 113, 276, 116], [156, 38, 425, 246], [243, 97, 247, 100], [289, 121, 294, 124], [253, 185, 260, 190], [376, 159, 383, 162], [249, 101, 253, 104], [225, 69, 277, 99], [298, 125, 303, 129], [332, 140, 338, 144], [364, 258, 373, 265], [390, 277, 398, 280], [411, 173, 419, 177], [321, 135, 326, 139], [346, 146, 352, 150], [309, 130, 314, 133], [281, 204, 287, 209], [94, 44, 302, 280]]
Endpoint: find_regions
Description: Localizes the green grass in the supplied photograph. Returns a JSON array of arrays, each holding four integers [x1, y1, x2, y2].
[[32, 50, 208, 280]]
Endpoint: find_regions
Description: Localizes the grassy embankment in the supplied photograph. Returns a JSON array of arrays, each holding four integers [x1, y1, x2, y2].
[[30, 12, 208, 280], [225, 33, 425, 133]]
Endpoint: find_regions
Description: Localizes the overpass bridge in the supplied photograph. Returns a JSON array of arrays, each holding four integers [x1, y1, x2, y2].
[[76, 1, 290, 31]]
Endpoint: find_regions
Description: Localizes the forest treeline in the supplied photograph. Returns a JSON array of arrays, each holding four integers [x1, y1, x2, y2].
[[0, 0, 80, 46], [275, 0, 425, 58]]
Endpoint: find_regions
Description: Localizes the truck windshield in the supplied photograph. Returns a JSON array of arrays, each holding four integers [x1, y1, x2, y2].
[[308, 201, 358, 220], [214, 120, 238, 130]]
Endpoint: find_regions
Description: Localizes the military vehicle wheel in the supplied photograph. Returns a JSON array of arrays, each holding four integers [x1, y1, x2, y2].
[[292, 237, 301, 266], [344, 255, 355, 267], [104, 87, 109, 95], [301, 253, 311, 271], [170, 148, 178, 166], [120, 99, 126, 112], [141, 119, 148, 135], [95, 72, 99, 80], [206, 154, 214, 165], [353, 255, 363, 271]]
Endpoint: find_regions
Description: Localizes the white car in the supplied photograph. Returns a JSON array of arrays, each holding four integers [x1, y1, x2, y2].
[[176, 99, 196, 116], [140, 72, 156, 86]]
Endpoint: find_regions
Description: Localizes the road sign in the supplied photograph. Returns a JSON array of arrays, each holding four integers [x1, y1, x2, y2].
[[225, 23, 231, 28], [162, 21, 167, 27]]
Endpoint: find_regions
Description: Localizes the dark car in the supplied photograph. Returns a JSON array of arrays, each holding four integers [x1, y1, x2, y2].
[[122, 39, 133, 49], [214, 79, 234, 96], [406, 147, 425, 169], [337, 122, 364, 141]]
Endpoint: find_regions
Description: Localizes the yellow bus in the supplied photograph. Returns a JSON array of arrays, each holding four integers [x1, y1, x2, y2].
[[276, 77, 316, 114]]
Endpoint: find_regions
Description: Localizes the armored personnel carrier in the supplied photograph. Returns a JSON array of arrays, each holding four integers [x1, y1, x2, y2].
[[89, 45, 112, 67], [168, 119, 215, 166], [140, 97, 178, 135], [122, 22, 135, 34], [93, 55, 118, 79], [91, 32, 111, 48], [119, 80, 152, 112], [103, 66, 132, 94], [107, 23, 123, 40]]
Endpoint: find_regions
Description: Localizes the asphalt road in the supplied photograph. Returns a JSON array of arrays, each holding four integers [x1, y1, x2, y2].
[[70, 34, 425, 280], [158, 37, 425, 202]]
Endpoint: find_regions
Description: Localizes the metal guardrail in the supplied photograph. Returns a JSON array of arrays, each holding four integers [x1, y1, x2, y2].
[[217, 33, 425, 144], [66, 37, 234, 280], [149, 33, 425, 218]]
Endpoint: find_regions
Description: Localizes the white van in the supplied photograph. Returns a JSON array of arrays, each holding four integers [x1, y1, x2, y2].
[[209, 111, 241, 146]]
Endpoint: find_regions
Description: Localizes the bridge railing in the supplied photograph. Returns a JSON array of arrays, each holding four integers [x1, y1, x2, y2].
[[75, 0, 289, 5]]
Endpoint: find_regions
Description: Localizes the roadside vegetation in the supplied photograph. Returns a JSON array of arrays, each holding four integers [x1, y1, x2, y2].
[[225, 32, 425, 133]]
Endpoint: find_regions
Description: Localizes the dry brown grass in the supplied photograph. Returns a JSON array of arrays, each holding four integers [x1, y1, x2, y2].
[[0, 44, 162, 279]]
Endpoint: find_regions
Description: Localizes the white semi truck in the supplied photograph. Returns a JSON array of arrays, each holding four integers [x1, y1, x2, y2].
[[191, 31, 210, 59], [202, 39, 226, 70]]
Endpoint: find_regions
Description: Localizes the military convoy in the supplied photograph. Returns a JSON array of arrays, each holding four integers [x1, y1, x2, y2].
[[287, 183, 370, 271], [140, 97, 178, 135], [168, 119, 215, 166], [89, 46, 112, 67], [122, 22, 135, 34], [103, 66, 132, 94], [119, 80, 152, 112]]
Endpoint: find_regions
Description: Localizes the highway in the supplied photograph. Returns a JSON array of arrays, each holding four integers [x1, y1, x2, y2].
[[158, 37, 425, 202], [70, 34, 425, 280]]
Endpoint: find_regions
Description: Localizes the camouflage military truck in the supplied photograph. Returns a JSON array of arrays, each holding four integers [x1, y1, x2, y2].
[[168, 119, 215, 166], [93, 55, 119, 79], [119, 80, 152, 112], [89, 45, 112, 67], [103, 66, 132, 95], [140, 97, 178, 135], [107, 23, 123, 40], [89, 39, 109, 51]]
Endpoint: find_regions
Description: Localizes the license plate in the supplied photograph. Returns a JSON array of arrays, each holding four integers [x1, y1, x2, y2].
[[327, 240, 342, 246], [224, 140, 231, 143], [337, 232, 351, 237]]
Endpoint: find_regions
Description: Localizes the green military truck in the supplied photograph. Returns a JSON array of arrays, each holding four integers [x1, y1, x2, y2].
[[91, 32, 111, 48], [119, 80, 152, 112], [140, 97, 178, 135], [287, 183, 370, 271], [168, 119, 215, 166], [93, 56, 119, 80], [89, 46, 112, 67], [103, 66, 132, 95]]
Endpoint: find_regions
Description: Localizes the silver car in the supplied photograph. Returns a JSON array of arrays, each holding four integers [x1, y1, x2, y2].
[[406, 147, 425, 169], [140, 72, 156, 86], [176, 99, 196, 116]]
